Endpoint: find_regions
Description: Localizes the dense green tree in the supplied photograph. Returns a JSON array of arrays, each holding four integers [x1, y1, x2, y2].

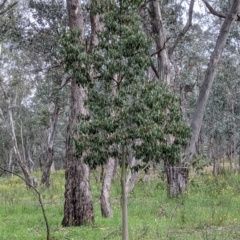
[[60, 0, 190, 237]]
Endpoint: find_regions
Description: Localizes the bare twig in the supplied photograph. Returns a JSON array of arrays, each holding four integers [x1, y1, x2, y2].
[[0, 169, 6, 177], [0, 0, 7, 10], [0, 1, 17, 16], [150, 39, 168, 57], [168, 0, 195, 56], [150, 61, 159, 79], [202, 0, 240, 21], [59, 75, 72, 89], [0, 166, 50, 240]]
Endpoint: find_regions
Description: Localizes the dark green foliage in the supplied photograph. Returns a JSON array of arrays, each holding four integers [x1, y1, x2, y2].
[[60, 0, 191, 169], [78, 80, 191, 169], [58, 29, 92, 85]]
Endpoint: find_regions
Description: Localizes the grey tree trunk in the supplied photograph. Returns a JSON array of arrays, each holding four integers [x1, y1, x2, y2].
[[150, 0, 170, 84], [62, 0, 94, 226], [125, 157, 141, 197], [148, 0, 194, 197], [41, 102, 60, 187], [125, 157, 150, 197], [100, 157, 115, 218], [121, 145, 128, 240], [185, 0, 240, 164], [164, 161, 189, 197], [1, 82, 33, 187], [62, 81, 94, 226]]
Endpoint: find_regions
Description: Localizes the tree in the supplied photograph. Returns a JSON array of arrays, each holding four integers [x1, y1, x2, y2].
[[70, 1, 190, 238], [140, 0, 195, 196], [61, 0, 94, 227], [142, 0, 240, 196], [183, 0, 240, 180], [0, 80, 34, 187]]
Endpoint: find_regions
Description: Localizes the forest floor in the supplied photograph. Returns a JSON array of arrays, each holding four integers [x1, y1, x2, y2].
[[0, 169, 240, 239]]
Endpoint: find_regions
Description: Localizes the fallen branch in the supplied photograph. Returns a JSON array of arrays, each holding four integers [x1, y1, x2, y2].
[[103, 228, 119, 239]]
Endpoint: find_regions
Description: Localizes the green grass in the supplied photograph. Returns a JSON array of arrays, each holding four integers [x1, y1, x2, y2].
[[1, 170, 240, 239]]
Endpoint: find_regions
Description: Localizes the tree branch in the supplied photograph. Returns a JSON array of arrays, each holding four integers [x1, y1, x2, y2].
[[0, 166, 50, 240], [168, 0, 195, 56], [150, 61, 159, 79], [0, 1, 17, 16], [202, 0, 240, 21], [0, 0, 7, 10], [0, 169, 6, 177]]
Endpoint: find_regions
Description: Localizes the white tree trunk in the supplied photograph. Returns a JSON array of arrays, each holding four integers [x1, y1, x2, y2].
[[100, 157, 115, 218], [1, 82, 33, 187], [41, 102, 60, 186]]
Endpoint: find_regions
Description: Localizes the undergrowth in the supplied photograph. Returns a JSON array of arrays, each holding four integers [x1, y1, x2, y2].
[[1, 170, 240, 239]]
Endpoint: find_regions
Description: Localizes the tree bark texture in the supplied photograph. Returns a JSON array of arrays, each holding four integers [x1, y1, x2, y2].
[[150, 0, 170, 85], [100, 157, 115, 218], [41, 102, 60, 187], [62, 0, 94, 226], [125, 157, 144, 197], [62, 80, 94, 226], [164, 161, 189, 197]]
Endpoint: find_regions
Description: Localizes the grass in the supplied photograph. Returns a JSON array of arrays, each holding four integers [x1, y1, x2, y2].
[[1, 170, 240, 239]]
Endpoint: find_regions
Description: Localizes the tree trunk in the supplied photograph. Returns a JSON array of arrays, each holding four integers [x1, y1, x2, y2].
[[212, 138, 220, 175], [1, 83, 33, 187], [148, 0, 195, 197], [150, 0, 170, 84], [62, 0, 94, 227], [62, 153, 94, 226], [125, 157, 149, 197], [41, 102, 60, 187], [164, 161, 189, 197], [121, 145, 128, 240], [213, 159, 220, 176], [100, 157, 115, 218], [112, 158, 119, 179], [231, 95, 238, 172], [62, 81, 94, 226]]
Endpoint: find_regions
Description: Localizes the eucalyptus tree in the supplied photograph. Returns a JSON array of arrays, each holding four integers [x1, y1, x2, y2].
[[203, 43, 240, 174], [142, 0, 240, 196], [61, 0, 96, 226], [139, 0, 195, 196], [0, 46, 38, 186], [17, 0, 69, 186], [0, 0, 39, 185], [63, 1, 190, 238], [184, 0, 240, 173]]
